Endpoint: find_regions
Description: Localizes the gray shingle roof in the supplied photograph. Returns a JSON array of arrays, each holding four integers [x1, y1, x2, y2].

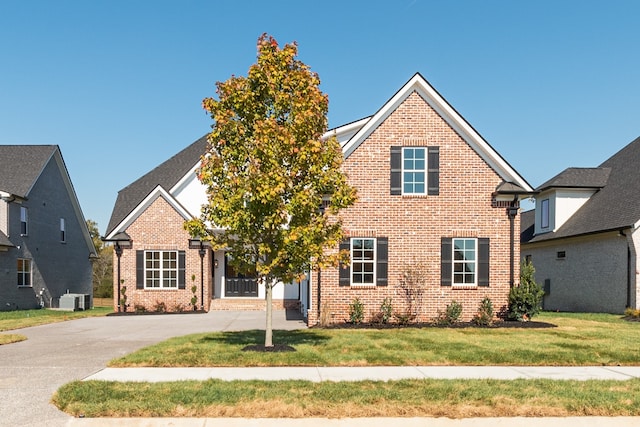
[[0, 230, 13, 247], [524, 136, 640, 243], [0, 145, 57, 198], [536, 167, 611, 192], [106, 135, 208, 236]]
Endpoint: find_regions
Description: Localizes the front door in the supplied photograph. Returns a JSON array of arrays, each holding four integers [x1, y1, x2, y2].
[[224, 255, 258, 297]]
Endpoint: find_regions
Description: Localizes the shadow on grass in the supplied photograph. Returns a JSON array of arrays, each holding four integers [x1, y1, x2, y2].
[[199, 329, 330, 347]]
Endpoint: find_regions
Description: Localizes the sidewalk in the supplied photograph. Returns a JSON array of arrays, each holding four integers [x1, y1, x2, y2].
[[85, 365, 640, 382]]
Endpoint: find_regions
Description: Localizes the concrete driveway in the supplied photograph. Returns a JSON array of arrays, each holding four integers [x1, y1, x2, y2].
[[0, 309, 306, 427]]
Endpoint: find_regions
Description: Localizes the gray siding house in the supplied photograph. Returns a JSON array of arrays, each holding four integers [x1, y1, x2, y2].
[[0, 145, 95, 310], [521, 136, 640, 313]]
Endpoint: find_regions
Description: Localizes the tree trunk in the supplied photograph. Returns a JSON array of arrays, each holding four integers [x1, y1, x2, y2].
[[265, 279, 273, 348]]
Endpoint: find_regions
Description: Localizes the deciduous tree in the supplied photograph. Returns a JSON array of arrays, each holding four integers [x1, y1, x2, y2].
[[186, 34, 356, 347]]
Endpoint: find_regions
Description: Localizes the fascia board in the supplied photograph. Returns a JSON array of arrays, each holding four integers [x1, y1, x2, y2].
[[322, 117, 371, 148], [105, 185, 192, 239], [341, 73, 533, 192], [170, 162, 200, 194]]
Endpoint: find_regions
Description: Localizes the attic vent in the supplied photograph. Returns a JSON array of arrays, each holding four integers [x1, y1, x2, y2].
[[556, 251, 566, 259]]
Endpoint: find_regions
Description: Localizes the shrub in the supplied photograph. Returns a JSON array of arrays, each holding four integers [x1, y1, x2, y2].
[[624, 308, 640, 319], [508, 260, 544, 321], [133, 303, 147, 313], [434, 300, 463, 326], [190, 285, 198, 310], [173, 303, 186, 313], [153, 301, 167, 313], [472, 297, 494, 326], [380, 297, 393, 324], [348, 297, 365, 324]]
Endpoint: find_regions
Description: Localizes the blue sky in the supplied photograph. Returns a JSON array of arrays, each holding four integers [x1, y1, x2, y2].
[[1, 1, 639, 233]]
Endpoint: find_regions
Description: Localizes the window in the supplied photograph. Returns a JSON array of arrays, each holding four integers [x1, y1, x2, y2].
[[60, 218, 66, 242], [20, 207, 28, 235], [453, 238, 477, 285], [403, 147, 426, 194], [390, 146, 439, 196], [17, 258, 32, 287], [145, 251, 178, 288], [339, 237, 388, 286], [541, 199, 550, 229], [351, 238, 376, 284], [441, 237, 489, 287]]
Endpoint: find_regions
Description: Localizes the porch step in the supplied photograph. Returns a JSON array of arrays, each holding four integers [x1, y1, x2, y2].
[[210, 298, 299, 311]]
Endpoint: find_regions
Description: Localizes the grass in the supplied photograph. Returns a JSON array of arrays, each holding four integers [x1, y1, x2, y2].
[[0, 305, 112, 345], [112, 312, 640, 367], [53, 378, 640, 418]]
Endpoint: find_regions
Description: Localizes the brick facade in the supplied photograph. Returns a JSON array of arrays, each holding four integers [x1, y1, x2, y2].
[[113, 196, 212, 313], [307, 91, 520, 324]]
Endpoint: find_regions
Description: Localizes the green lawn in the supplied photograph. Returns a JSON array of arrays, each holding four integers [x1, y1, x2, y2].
[[112, 312, 640, 367], [54, 312, 640, 418], [54, 378, 640, 418]]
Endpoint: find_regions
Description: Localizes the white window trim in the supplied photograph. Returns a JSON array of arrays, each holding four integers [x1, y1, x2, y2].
[[452, 238, 477, 287], [350, 237, 376, 286], [20, 207, 28, 236], [401, 147, 427, 195], [60, 218, 66, 243], [541, 198, 550, 229], [144, 250, 179, 289], [17, 258, 32, 287]]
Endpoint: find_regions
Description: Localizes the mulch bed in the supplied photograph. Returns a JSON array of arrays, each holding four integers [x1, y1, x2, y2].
[[314, 320, 556, 329], [242, 344, 297, 352]]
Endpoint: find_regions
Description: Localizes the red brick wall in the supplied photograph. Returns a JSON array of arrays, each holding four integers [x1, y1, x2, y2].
[[308, 91, 520, 324], [112, 196, 212, 312]]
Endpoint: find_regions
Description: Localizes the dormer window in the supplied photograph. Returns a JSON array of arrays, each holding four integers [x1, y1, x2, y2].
[[541, 199, 550, 229]]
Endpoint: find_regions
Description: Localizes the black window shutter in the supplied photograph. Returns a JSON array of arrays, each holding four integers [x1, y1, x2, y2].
[[478, 238, 490, 287], [178, 251, 186, 289], [376, 237, 388, 286], [390, 146, 402, 195], [136, 250, 144, 289], [428, 146, 440, 196], [338, 240, 351, 286], [441, 238, 452, 286]]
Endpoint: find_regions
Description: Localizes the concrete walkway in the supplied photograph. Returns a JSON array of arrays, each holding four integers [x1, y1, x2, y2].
[[86, 365, 640, 382]]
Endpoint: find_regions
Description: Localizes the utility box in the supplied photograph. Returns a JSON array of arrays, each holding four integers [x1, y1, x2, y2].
[[59, 294, 79, 311], [59, 294, 92, 311]]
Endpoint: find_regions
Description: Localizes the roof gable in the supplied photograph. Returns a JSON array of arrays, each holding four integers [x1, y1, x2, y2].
[[526, 136, 640, 243], [339, 73, 532, 192], [106, 135, 208, 235], [0, 145, 57, 198]]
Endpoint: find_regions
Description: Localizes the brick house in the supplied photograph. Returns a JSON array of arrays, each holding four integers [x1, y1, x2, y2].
[[0, 145, 95, 310], [105, 73, 532, 320], [521, 136, 640, 314], [304, 73, 532, 324]]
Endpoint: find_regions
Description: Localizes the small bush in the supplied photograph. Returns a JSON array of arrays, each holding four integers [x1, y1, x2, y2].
[[434, 300, 463, 326], [153, 301, 167, 313], [508, 260, 544, 321], [393, 312, 416, 325], [133, 303, 147, 313], [624, 308, 640, 319], [348, 297, 365, 324], [173, 303, 186, 313], [380, 297, 393, 324], [472, 297, 494, 326]]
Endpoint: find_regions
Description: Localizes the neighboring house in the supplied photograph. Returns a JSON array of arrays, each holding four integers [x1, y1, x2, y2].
[[0, 145, 95, 311], [521, 137, 640, 314], [105, 73, 532, 321]]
